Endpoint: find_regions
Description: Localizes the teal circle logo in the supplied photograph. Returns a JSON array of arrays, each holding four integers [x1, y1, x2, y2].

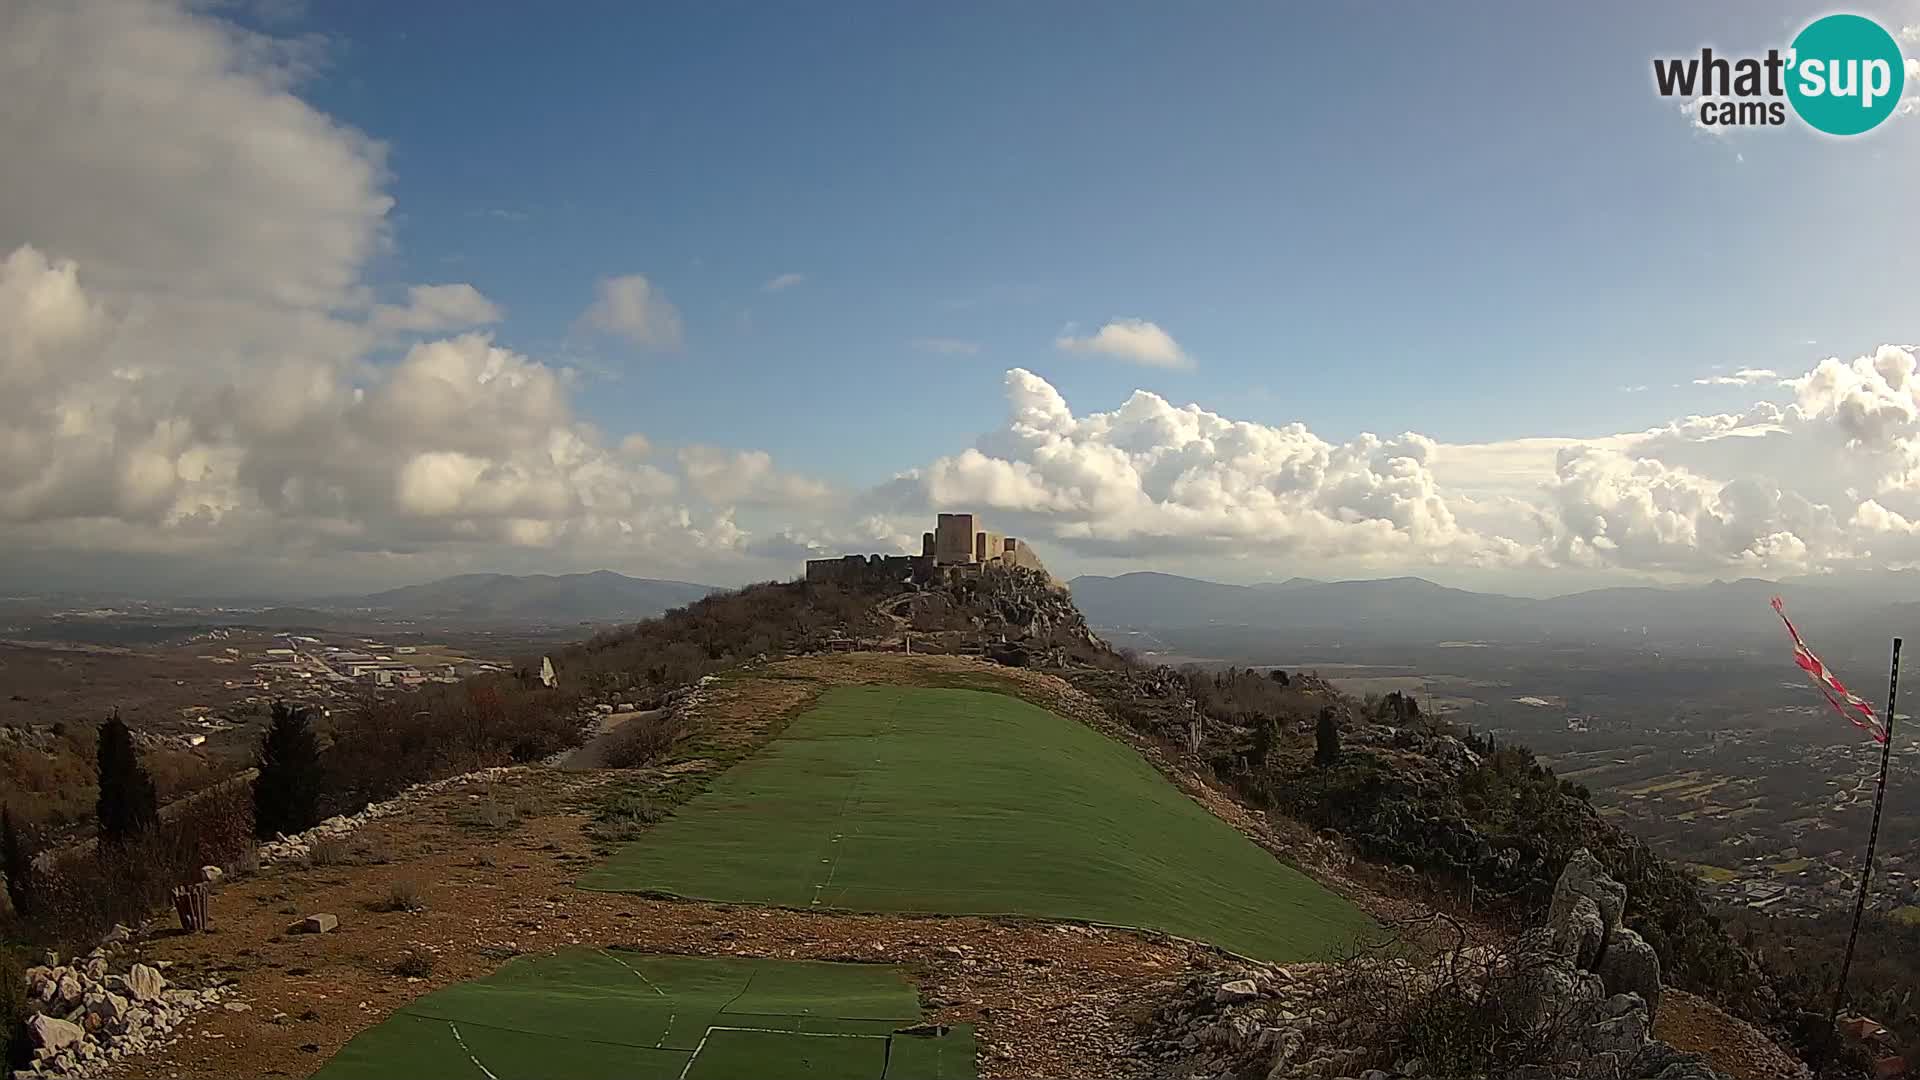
[[1787, 14, 1905, 135]]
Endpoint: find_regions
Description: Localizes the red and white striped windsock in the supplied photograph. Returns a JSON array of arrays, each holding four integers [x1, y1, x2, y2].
[[1772, 596, 1887, 744]]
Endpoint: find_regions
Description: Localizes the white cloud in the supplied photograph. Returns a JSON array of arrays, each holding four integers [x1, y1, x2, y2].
[[891, 369, 1529, 567], [371, 283, 502, 333], [677, 446, 833, 506], [1692, 367, 1780, 386], [863, 345, 1920, 581], [1055, 318, 1193, 370], [762, 273, 806, 293], [580, 274, 683, 348], [0, 2, 828, 591], [910, 337, 980, 355]]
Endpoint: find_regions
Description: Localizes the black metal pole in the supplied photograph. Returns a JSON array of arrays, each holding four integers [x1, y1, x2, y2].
[[1824, 636, 1901, 1070]]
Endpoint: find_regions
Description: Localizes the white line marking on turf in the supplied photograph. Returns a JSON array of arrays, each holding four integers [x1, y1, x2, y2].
[[447, 1022, 499, 1080], [600, 949, 670, 995], [598, 949, 675, 1045], [677, 1025, 891, 1079]]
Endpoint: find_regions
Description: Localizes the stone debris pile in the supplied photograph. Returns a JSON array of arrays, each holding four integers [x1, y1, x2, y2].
[[1140, 851, 1743, 1080], [15, 938, 232, 1080], [256, 764, 526, 863]]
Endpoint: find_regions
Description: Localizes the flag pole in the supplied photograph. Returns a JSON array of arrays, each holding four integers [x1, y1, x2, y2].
[[1825, 636, 1901, 1064]]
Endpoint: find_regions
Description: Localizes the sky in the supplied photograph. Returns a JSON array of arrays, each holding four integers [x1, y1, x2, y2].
[[6, 0, 1920, 598]]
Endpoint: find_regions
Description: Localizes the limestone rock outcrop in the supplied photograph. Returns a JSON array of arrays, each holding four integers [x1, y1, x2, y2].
[[1550, 848, 1661, 1020], [1138, 851, 1747, 1080]]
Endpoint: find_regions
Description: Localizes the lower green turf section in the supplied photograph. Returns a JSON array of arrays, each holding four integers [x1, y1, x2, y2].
[[312, 950, 976, 1080], [580, 685, 1373, 961]]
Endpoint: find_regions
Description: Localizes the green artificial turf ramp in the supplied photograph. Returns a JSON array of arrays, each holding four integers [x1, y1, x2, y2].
[[312, 950, 973, 1080], [580, 685, 1373, 960]]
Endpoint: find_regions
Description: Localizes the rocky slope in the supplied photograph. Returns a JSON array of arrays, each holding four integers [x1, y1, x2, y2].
[[1141, 853, 1795, 1080]]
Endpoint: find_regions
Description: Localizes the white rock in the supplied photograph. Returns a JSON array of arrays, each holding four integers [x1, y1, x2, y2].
[[26, 1014, 84, 1052], [125, 964, 166, 1002], [54, 972, 84, 1008], [1214, 979, 1259, 1004]]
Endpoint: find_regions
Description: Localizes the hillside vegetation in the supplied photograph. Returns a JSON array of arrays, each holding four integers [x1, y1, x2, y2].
[[0, 563, 1847, 1076]]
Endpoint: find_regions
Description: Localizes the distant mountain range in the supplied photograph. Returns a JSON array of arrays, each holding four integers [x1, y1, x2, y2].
[[1067, 571, 1920, 655], [324, 571, 718, 623]]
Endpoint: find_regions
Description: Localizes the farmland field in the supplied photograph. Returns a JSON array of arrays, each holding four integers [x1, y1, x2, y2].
[[580, 685, 1372, 961]]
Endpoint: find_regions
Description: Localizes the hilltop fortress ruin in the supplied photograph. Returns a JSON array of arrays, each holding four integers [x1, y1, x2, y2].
[[804, 512, 1048, 585]]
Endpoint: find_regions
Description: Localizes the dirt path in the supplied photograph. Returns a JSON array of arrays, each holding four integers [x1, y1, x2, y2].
[[556, 707, 664, 770]]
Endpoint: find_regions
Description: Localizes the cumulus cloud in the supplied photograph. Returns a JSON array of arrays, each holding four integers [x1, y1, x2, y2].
[[677, 446, 833, 506], [893, 369, 1529, 567], [862, 346, 1920, 581], [1054, 318, 1193, 370], [1692, 367, 1780, 387], [580, 274, 683, 348], [762, 273, 805, 293], [0, 1, 822, 590], [371, 283, 502, 333], [1504, 345, 1920, 575]]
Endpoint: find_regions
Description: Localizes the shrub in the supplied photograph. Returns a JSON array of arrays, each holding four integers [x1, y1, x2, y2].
[[1, 807, 32, 915], [1322, 928, 1578, 1078], [96, 713, 158, 844], [0, 946, 26, 1071], [353, 836, 392, 865], [307, 838, 351, 867], [20, 782, 252, 949], [254, 703, 323, 839], [602, 715, 685, 770], [591, 790, 664, 843], [1315, 706, 1342, 766], [456, 795, 516, 832], [390, 948, 435, 978], [380, 879, 425, 913]]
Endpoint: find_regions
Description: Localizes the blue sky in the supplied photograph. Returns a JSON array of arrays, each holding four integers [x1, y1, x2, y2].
[[5, 0, 1920, 593], [281, 0, 1918, 479]]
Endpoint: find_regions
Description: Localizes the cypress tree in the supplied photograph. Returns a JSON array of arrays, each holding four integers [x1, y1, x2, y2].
[[254, 702, 324, 839], [1, 806, 32, 915], [1314, 705, 1342, 767], [96, 712, 159, 844]]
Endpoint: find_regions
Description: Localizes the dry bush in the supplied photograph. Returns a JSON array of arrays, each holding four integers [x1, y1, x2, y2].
[[379, 879, 425, 913], [456, 795, 516, 832], [1, 945, 27, 1071], [0, 726, 99, 828], [17, 784, 254, 949], [1322, 919, 1582, 1079], [591, 789, 664, 843], [602, 714, 686, 770], [321, 683, 583, 817], [145, 746, 222, 804], [390, 948, 435, 978], [307, 837, 351, 867]]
